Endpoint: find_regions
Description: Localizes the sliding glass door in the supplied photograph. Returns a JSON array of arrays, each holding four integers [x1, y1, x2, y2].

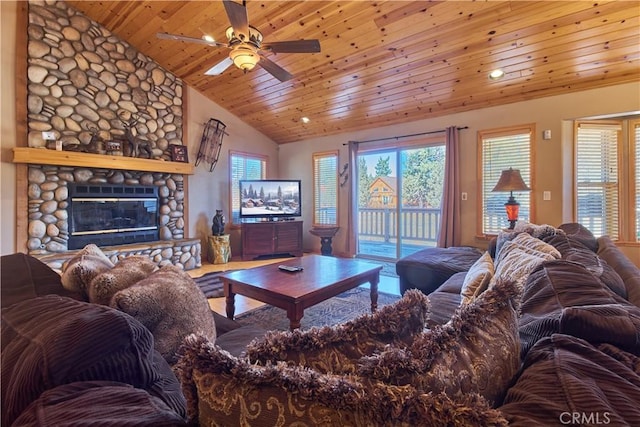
[[356, 144, 445, 260]]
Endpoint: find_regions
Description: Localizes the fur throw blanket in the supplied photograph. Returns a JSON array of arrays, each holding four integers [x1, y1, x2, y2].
[[88, 256, 158, 305], [111, 265, 216, 364], [60, 245, 215, 364]]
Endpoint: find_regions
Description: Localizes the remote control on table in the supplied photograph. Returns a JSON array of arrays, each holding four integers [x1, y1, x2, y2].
[[279, 265, 303, 272]]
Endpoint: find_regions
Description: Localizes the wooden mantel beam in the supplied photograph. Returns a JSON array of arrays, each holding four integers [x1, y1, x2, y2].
[[12, 147, 194, 175]]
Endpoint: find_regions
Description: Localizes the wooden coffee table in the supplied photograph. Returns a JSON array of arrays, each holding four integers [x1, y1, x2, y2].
[[220, 255, 382, 331]]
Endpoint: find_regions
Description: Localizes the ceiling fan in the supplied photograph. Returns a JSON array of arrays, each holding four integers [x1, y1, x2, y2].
[[157, 0, 321, 82]]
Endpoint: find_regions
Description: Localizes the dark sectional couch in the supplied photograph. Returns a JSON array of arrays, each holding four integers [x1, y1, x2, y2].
[[3, 221, 639, 425], [397, 222, 640, 425]]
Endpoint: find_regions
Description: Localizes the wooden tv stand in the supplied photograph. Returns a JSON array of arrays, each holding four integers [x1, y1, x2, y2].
[[241, 220, 303, 260]]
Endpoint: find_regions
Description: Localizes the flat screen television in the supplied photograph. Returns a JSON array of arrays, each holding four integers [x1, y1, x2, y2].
[[239, 179, 302, 220]]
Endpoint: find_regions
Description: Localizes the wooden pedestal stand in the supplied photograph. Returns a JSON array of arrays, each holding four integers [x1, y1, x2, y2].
[[208, 235, 231, 264]]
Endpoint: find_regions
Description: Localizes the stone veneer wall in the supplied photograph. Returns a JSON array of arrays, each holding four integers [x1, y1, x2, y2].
[[27, 0, 183, 153], [21, 1, 202, 269]]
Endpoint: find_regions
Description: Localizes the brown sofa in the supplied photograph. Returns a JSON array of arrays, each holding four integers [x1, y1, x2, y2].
[[399, 222, 640, 425], [3, 222, 639, 426], [0, 252, 265, 426]]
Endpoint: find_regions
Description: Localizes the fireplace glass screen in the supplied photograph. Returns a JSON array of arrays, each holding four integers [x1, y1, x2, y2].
[[67, 184, 159, 249], [71, 198, 158, 233]]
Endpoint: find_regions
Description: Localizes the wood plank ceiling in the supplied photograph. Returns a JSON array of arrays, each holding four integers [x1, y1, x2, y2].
[[65, 1, 640, 144]]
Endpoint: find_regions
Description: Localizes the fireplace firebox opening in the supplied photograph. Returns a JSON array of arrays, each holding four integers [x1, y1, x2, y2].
[[67, 184, 159, 249]]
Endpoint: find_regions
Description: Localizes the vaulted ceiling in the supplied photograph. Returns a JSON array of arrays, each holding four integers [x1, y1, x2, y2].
[[66, 1, 640, 144]]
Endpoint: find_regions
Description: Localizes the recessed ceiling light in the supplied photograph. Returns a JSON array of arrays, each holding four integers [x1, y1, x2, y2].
[[202, 35, 215, 43], [301, 117, 310, 124], [489, 69, 505, 80]]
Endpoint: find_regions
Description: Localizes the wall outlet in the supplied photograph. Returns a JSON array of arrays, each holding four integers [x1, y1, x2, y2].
[[461, 192, 468, 201], [42, 131, 56, 140], [543, 191, 551, 201], [542, 129, 552, 140]]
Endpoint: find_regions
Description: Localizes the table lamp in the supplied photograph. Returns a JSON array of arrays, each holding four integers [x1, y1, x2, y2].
[[492, 167, 530, 229]]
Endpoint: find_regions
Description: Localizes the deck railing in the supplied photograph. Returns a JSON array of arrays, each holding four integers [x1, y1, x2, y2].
[[358, 207, 441, 243]]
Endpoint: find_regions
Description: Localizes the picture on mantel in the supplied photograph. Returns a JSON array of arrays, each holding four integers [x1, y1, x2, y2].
[[170, 144, 189, 163]]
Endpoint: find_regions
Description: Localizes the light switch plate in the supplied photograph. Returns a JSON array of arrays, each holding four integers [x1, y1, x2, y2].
[[543, 191, 551, 201], [461, 192, 468, 201]]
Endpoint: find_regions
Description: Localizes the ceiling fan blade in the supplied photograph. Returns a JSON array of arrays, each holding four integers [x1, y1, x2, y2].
[[257, 56, 293, 82], [262, 39, 321, 53], [223, 0, 249, 39], [156, 32, 227, 48], [205, 57, 233, 76]]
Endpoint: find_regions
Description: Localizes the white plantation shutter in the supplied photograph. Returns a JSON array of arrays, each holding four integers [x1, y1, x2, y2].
[[576, 123, 620, 239], [230, 152, 266, 223], [313, 152, 338, 225], [480, 128, 532, 234]]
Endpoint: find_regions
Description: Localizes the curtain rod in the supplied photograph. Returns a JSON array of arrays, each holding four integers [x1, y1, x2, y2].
[[344, 126, 468, 145]]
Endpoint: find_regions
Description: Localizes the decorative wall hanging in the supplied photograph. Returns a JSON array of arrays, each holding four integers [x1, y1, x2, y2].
[[170, 144, 189, 163], [196, 118, 227, 172], [339, 163, 349, 187]]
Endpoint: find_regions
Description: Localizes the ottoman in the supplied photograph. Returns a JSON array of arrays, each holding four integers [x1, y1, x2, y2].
[[396, 246, 483, 295]]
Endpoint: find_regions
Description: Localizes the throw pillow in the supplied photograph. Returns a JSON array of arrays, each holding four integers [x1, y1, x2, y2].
[[460, 251, 494, 304], [499, 334, 640, 426], [597, 235, 640, 307], [511, 232, 561, 259], [111, 265, 216, 364], [563, 247, 627, 299], [518, 259, 636, 357], [14, 381, 188, 426], [1, 295, 187, 426], [60, 244, 114, 294], [495, 239, 559, 267], [357, 277, 521, 407], [513, 221, 564, 241], [88, 256, 158, 305], [493, 244, 557, 290], [174, 335, 508, 426], [246, 289, 429, 374], [558, 222, 598, 252], [1, 253, 85, 308]]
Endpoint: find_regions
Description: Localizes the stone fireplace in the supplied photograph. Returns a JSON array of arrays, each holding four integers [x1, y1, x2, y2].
[[19, 2, 201, 270], [26, 164, 201, 271]]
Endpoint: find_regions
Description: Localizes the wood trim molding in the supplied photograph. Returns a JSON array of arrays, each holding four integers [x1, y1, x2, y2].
[[13, 147, 194, 175]]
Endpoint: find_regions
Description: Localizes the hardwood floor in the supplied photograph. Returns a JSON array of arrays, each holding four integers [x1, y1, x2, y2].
[[188, 254, 400, 316]]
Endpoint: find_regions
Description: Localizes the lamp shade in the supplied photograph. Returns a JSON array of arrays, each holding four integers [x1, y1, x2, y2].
[[492, 168, 530, 192]]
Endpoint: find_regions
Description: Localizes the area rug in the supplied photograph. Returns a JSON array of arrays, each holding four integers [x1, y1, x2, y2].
[[234, 287, 401, 331], [193, 270, 238, 298], [377, 261, 398, 278]]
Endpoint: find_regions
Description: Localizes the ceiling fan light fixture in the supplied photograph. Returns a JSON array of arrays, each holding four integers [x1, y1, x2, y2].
[[229, 45, 260, 72]]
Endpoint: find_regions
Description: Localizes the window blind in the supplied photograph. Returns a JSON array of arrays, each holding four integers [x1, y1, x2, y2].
[[576, 124, 619, 239], [481, 130, 532, 234], [313, 152, 338, 225], [230, 153, 266, 223]]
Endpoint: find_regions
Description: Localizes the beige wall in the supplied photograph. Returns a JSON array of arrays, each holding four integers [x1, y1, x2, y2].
[[184, 87, 279, 254], [1, 1, 19, 255], [279, 82, 640, 264]]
